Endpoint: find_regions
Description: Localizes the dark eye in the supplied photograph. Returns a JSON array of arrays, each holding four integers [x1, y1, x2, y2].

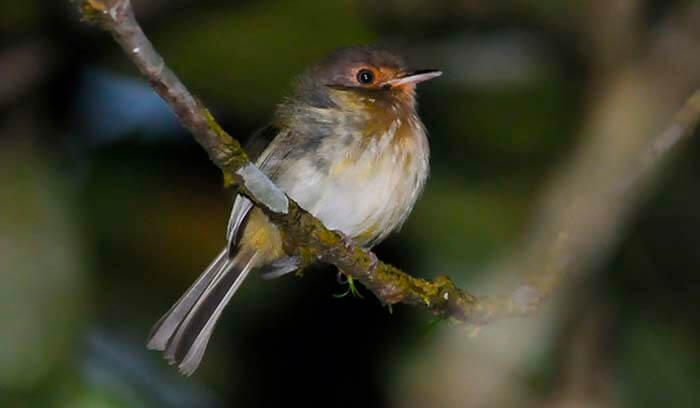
[[357, 69, 375, 84]]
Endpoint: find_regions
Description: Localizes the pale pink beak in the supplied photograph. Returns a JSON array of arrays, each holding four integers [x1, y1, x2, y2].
[[386, 69, 442, 87]]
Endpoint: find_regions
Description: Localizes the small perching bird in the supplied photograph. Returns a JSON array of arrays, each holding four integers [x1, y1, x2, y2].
[[147, 46, 441, 375]]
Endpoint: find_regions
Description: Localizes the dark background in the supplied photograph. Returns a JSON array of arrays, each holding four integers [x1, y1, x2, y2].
[[2, 1, 700, 407]]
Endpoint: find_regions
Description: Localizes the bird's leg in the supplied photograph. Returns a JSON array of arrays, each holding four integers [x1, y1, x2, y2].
[[328, 230, 375, 298]]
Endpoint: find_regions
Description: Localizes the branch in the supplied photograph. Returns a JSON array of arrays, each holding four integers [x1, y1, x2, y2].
[[77, 0, 700, 327]]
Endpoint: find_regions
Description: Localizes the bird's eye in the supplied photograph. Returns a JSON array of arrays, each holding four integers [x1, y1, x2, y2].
[[357, 69, 375, 84]]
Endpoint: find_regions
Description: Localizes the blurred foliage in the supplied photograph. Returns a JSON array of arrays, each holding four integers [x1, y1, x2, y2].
[[618, 320, 700, 408], [407, 177, 530, 275], [0, 0, 39, 33], [1, 0, 700, 407], [154, 0, 375, 116], [0, 142, 88, 396]]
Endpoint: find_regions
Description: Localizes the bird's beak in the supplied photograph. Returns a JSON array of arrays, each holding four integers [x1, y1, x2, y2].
[[386, 69, 442, 87]]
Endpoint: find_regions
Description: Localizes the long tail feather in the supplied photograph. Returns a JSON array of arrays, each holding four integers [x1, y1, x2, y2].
[[147, 249, 258, 376], [147, 248, 228, 351]]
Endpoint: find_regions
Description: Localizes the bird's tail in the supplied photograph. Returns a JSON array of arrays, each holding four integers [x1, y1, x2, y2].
[[147, 248, 259, 375]]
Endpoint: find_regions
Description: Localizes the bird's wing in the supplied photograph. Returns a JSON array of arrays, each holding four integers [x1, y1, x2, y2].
[[226, 195, 253, 248], [226, 125, 292, 249]]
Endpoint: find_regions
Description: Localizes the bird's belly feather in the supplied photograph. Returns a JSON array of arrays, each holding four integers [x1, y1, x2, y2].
[[273, 130, 428, 247]]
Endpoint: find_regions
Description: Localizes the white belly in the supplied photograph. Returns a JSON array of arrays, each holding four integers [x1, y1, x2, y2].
[[273, 124, 429, 247]]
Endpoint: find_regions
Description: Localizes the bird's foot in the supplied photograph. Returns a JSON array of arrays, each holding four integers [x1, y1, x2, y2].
[[367, 250, 378, 271], [333, 270, 364, 299], [332, 229, 355, 250]]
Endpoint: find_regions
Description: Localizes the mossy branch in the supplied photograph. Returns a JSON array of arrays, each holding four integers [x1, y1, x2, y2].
[[77, 0, 700, 327]]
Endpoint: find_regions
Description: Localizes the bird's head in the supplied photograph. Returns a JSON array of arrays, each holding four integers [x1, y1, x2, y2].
[[289, 46, 441, 114]]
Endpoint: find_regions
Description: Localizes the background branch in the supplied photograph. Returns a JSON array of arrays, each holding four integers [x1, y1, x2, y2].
[[78, 0, 700, 327]]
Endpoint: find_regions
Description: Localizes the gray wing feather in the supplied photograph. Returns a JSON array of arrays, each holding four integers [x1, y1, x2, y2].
[[259, 256, 300, 280], [226, 126, 293, 249], [226, 195, 253, 248]]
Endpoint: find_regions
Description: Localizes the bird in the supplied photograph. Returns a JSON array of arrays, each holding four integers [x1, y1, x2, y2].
[[146, 45, 441, 375]]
